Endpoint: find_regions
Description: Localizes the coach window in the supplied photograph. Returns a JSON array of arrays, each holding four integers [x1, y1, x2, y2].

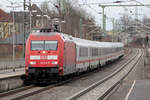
[[113, 48, 115, 53], [101, 48, 103, 56], [45, 41, 58, 50], [92, 48, 98, 57], [31, 41, 44, 50], [116, 47, 118, 52], [108, 48, 110, 54], [98, 48, 101, 56], [112, 48, 114, 53], [79, 47, 88, 57]]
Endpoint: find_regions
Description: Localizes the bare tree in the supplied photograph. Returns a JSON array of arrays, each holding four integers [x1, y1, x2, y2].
[[40, 0, 98, 39]]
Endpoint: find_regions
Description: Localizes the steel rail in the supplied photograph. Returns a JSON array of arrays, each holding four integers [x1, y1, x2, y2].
[[67, 49, 140, 100], [98, 49, 143, 100]]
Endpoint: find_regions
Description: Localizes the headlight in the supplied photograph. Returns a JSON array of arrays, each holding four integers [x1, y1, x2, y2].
[[51, 61, 58, 64], [30, 55, 40, 60], [48, 55, 58, 60], [30, 61, 36, 64]]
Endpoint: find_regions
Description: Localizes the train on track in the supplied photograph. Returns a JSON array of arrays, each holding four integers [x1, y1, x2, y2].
[[22, 30, 124, 84]]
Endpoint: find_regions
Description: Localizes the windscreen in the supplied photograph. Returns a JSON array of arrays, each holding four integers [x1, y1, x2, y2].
[[31, 40, 58, 50], [31, 41, 44, 50], [45, 41, 58, 50]]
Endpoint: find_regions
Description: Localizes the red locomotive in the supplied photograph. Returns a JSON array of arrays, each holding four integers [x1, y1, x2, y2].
[[22, 31, 124, 84]]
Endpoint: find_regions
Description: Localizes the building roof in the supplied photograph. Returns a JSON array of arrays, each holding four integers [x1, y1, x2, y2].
[[32, 4, 43, 15], [0, 9, 12, 22]]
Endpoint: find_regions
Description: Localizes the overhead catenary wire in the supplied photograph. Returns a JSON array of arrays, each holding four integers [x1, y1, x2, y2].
[[130, 0, 150, 9], [79, 0, 133, 6]]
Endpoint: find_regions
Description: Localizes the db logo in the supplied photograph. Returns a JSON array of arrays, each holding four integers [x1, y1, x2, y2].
[[40, 56, 47, 59]]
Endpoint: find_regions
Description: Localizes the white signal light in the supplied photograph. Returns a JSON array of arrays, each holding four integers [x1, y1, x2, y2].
[[52, 61, 58, 64], [30, 61, 36, 64], [43, 51, 46, 54], [47, 55, 58, 60], [30, 55, 40, 60]]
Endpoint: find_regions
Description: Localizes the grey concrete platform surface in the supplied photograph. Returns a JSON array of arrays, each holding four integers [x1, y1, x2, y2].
[[127, 80, 150, 100], [0, 67, 24, 75], [0, 69, 24, 79]]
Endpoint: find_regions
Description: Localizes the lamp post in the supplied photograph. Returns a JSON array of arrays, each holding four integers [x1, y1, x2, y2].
[[29, 0, 32, 34], [102, 6, 105, 34], [80, 18, 82, 38], [105, 15, 116, 42], [112, 18, 115, 42], [7, 2, 21, 71], [12, 7, 15, 69]]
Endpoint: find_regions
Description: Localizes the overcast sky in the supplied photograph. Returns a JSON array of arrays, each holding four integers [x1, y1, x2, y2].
[[1, 0, 150, 30]]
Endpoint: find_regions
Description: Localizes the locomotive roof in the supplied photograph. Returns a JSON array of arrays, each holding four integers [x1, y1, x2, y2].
[[31, 32, 59, 36], [30, 32, 124, 48]]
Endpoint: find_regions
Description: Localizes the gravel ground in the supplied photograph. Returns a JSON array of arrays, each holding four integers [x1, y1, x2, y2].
[[22, 49, 135, 100]]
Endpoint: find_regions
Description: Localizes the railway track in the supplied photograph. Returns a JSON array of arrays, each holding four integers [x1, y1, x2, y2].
[[67, 49, 143, 100], [0, 48, 132, 100]]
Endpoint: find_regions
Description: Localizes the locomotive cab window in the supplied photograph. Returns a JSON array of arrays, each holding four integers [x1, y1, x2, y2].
[[31, 41, 44, 50], [31, 40, 58, 50], [45, 41, 58, 50]]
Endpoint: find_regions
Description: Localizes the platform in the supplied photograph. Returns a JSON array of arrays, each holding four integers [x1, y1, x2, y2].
[[0, 68, 25, 79], [0, 69, 24, 79], [126, 80, 150, 100], [0, 68, 25, 92], [0, 59, 25, 79]]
